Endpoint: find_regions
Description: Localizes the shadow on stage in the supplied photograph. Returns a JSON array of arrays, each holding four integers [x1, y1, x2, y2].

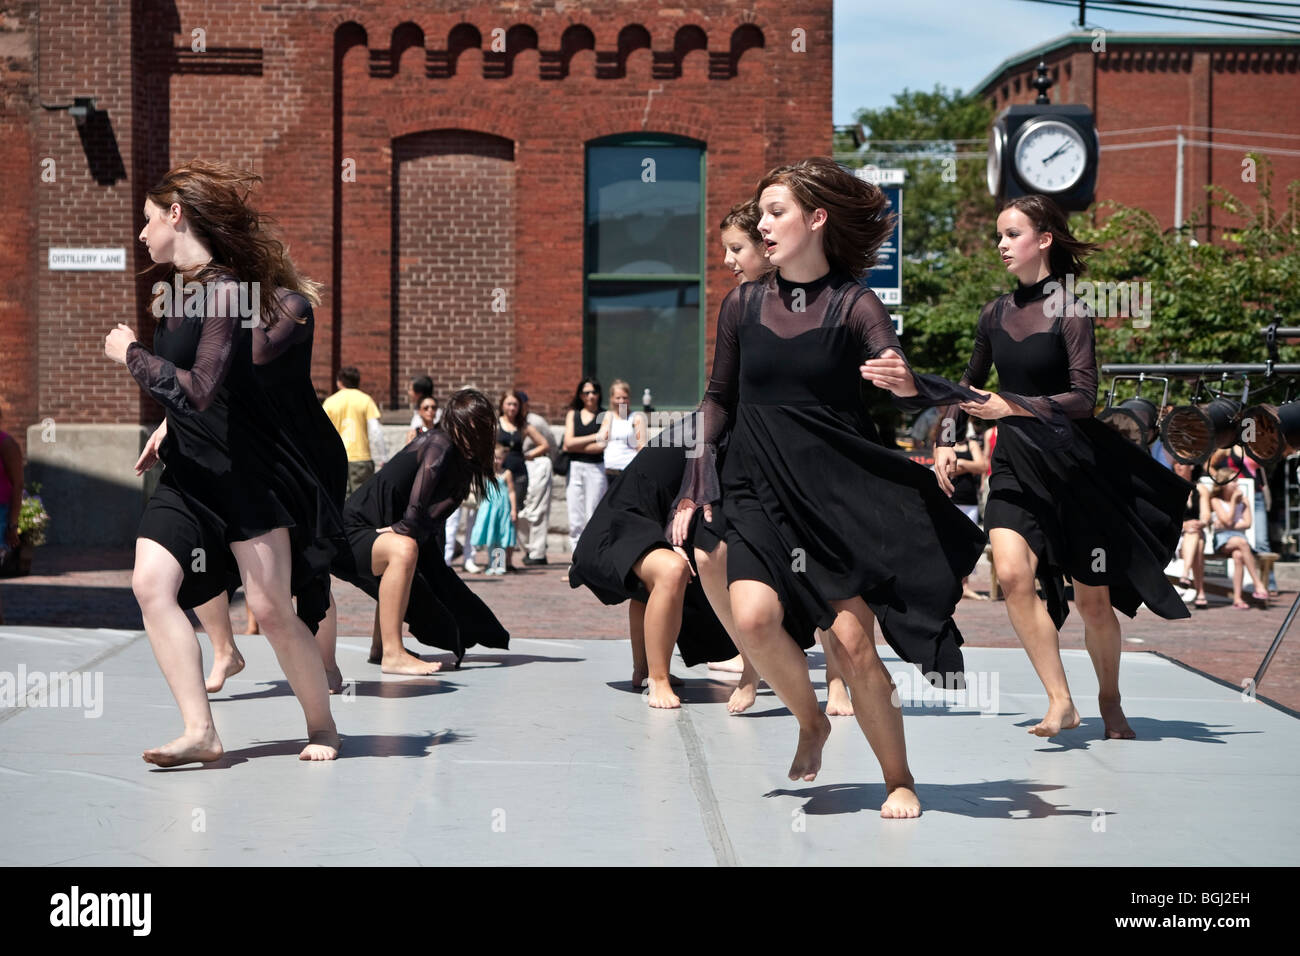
[[604, 678, 741, 705], [1015, 716, 1260, 750], [216, 678, 460, 701], [764, 779, 1106, 820], [148, 729, 467, 770]]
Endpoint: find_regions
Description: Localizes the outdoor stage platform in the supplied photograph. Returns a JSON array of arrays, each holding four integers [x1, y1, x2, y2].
[[0, 627, 1295, 866]]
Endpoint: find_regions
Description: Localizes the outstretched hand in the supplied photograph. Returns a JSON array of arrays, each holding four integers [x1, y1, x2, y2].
[[860, 349, 917, 398], [105, 323, 137, 365]]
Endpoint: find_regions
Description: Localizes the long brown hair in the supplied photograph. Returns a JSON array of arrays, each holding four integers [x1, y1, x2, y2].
[[145, 160, 324, 327], [1000, 195, 1098, 277], [442, 388, 498, 500], [754, 157, 895, 278]]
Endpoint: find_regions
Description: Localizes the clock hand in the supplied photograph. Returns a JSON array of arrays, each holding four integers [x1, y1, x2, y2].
[[1041, 143, 1069, 165]]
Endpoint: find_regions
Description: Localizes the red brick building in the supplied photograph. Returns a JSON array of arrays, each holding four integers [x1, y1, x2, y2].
[[0, 1, 830, 543], [976, 32, 1300, 233]]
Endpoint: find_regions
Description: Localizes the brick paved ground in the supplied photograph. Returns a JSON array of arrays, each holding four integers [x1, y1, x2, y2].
[[2, 545, 1296, 713]]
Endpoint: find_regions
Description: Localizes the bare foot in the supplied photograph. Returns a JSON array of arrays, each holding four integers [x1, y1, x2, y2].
[[369, 644, 426, 666], [325, 664, 344, 695], [380, 654, 442, 676], [1099, 695, 1136, 739], [788, 713, 832, 782], [881, 785, 922, 819], [727, 679, 757, 714], [708, 655, 745, 674], [1029, 698, 1081, 737], [142, 728, 223, 767], [204, 650, 245, 693], [299, 728, 340, 761], [646, 676, 681, 709], [826, 677, 854, 716]]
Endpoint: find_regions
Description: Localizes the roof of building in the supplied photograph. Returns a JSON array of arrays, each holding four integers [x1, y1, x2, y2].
[[974, 30, 1300, 97]]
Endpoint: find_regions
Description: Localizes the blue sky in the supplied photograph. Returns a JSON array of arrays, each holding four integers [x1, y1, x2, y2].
[[834, 0, 1295, 124]]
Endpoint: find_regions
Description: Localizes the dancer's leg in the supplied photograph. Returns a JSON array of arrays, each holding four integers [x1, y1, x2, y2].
[[133, 538, 223, 766], [368, 530, 440, 675], [230, 530, 338, 760], [989, 527, 1080, 737], [1072, 581, 1134, 740], [315, 590, 343, 693], [728, 579, 830, 781], [695, 542, 759, 714], [822, 598, 918, 818], [628, 599, 649, 687], [631, 549, 691, 709], [825, 654, 853, 716], [194, 591, 244, 693]]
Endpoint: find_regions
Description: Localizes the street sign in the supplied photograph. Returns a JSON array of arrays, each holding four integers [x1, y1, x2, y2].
[[869, 185, 902, 306]]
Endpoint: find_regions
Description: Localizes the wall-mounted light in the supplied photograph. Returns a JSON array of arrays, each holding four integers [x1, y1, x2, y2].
[[41, 96, 96, 127]]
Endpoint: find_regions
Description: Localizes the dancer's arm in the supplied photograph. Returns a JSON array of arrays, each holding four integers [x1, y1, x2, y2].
[[250, 291, 311, 365], [670, 286, 742, 530], [391, 432, 459, 540], [112, 280, 241, 415]]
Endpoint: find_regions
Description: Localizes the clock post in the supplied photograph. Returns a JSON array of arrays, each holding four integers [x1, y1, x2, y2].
[[988, 61, 1098, 211]]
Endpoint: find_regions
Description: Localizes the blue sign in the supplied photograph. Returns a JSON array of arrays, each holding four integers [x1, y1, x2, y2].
[[868, 185, 902, 306]]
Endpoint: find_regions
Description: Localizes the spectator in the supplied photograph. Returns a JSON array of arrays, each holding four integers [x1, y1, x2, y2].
[[404, 375, 440, 445], [563, 377, 607, 554], [518, 391, 554, 566], [1209, 468, 1268, 609], [931, 418, 986, 601], [323, 366, 387, 494], [497, 391, 550, 571], [466, 442, 518, 575], [1174, 462, 1210, 609], [1210, 444, 1276, 593], [409, 396, 437, 440], [597, 378, 647, 483]]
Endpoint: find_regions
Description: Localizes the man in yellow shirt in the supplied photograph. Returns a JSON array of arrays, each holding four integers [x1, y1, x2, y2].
[[323, 366, 386, 494]]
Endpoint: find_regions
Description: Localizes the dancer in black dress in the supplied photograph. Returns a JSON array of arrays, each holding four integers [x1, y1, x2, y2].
[[934, 194, 1191, 739], [331, 389, 509, 672], [168, 287, 349, 693], [671, 159, 987, 817], [569, 416, 739, 708], [107, 161, 340, 765]]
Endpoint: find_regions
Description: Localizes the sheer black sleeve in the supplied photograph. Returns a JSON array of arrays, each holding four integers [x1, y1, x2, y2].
[[672, 285, 743, 510], [999, 307, 1098, 435], [391, 431, 460, 539], [846, 286, 989, 414], [125, 280, 240, 415], [251, 291, 312, 365], [936, 300, 997, 447]]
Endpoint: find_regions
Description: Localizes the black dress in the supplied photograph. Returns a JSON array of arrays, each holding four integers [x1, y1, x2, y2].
[[939, 275, 1192, 627], [130, 270, 342, 631], [332, 428, 509, 663], [498, 421, 528, 503], [678, 272, 988, 687], [568, 420, 738, 667]]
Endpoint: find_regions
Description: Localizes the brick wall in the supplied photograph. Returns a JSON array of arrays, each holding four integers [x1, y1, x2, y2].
[[0, 1, 831, 431]]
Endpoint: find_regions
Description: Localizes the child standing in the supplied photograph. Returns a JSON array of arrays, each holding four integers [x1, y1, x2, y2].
[[469, 443, 518, 575]]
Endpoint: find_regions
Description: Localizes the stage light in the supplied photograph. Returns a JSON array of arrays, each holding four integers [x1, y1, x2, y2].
[[1099, 396, 1161, 446], [1240, 401, 1300, 466], [1160, 398, 1242, 465]]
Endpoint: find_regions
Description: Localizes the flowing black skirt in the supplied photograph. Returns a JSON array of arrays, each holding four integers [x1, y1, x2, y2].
[[711, 402, 986, 687], [985, 416, 1192, 628], [568, 443, 738, 667]]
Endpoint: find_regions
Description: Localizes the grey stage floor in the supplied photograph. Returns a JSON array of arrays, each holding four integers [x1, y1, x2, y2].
[[0, 626, 1296, 866]]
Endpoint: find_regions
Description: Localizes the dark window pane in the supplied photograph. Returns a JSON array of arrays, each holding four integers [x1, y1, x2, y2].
[[586, 145, 701, 276], [586, 281, 700, 408]]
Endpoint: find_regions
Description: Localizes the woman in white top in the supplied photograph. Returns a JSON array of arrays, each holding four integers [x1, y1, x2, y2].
[[598, 379, 647, 477]]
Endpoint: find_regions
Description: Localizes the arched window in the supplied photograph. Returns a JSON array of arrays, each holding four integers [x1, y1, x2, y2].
[[584, 135, 705, 408]]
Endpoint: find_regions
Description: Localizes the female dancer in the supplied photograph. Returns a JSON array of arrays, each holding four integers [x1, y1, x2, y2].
[[935, 194, 1191, 739], [705, 200, 855, 716], [107, 160, 340, 765], [672, 159, 986, 817], [331, 389, 509, 670], [149, 283, 350, 694], [497, 391, 549, 570], [563, 377, 607, 552], [569, 415, 739, 708]]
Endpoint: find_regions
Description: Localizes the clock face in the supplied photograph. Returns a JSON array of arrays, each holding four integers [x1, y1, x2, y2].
[[1013, 119, 1087, 193], [987, 123, 1005, 197]]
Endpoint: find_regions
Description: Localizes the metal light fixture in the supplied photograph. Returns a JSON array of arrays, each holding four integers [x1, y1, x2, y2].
[[1240, 400, 1300, 466], [1098, 374, 1168, 447], [1160, 397, 1243, 466]]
